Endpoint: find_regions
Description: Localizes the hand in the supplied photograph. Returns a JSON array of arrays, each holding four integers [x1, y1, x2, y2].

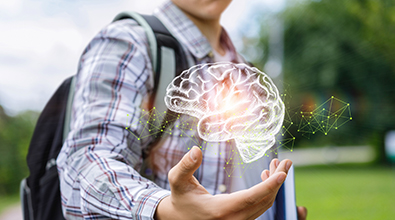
[[297, 206, 307, 220], [155, 146, 293, 220]]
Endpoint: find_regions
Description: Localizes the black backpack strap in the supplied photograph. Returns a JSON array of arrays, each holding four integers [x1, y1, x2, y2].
[[140, 14, 188, 113], [113, 12, 188, 114]]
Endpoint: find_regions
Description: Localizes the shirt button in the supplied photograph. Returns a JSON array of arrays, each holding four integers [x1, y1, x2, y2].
[[218, 184, 227, 193], [208, 51, 214, 58]]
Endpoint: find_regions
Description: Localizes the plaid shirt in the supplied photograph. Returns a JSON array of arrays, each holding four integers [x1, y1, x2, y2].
[[57, 1, 275, 219]]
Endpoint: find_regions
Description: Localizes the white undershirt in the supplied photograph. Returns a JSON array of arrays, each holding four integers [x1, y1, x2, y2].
[[212, 48, 233, 63]]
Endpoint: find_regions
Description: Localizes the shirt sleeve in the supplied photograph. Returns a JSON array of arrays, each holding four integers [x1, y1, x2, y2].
[[56, 19, 170, 220]]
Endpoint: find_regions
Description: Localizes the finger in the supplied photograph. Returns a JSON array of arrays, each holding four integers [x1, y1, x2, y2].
[[275, 159, 292, 175], [260, 169, 270, 181], [269, 159, 279, 176], [297, 206, 308, 220], [168, 146, 202, 189], [225, 171, 287, 212]]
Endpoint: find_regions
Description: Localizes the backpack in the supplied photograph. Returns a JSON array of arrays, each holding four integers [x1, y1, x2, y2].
[[20, 12, 188, 220]]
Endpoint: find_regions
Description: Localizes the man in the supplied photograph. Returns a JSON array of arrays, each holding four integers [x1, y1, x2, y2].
[[57, 0, 307, 219]]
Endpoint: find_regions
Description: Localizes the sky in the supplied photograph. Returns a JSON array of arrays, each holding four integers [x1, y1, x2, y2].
[[0, 0, 285, 115]]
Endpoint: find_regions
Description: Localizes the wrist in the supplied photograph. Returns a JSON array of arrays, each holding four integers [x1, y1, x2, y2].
[[155, 196, 173, 220]]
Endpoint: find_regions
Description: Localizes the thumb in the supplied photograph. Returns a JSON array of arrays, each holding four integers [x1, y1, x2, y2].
[[168, 146, 202, 188]]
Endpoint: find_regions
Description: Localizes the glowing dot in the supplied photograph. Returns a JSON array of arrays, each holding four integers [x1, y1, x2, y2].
[[350, 117, 352, 120], [331, 96, 334, 98], [125, 127, 128, 129]]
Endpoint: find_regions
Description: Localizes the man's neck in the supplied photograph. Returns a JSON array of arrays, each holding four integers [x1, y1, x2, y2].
[[182, 13, 225, 56]]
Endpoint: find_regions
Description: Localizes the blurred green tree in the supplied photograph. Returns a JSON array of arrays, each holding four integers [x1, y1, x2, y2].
[[0, 105, 38, 195], [251, 0, 395, 162]]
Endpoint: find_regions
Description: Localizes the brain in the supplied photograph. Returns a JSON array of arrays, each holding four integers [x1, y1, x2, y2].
[[165, 62, 284, 163]]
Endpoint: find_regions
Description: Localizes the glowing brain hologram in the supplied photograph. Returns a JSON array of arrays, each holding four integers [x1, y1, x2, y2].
[[165, 63, 285, 163]]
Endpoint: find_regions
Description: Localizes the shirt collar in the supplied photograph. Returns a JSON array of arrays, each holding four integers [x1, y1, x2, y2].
[[154, 0, 237, 60]]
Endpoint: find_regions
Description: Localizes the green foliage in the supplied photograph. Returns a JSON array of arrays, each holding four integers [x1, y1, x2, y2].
[[0, 106, 38, 196], [251, 0, 395, 152]]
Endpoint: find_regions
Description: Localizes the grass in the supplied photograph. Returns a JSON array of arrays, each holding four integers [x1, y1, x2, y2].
[[0, 194, 20, 215], [294, 165, 395, 220]]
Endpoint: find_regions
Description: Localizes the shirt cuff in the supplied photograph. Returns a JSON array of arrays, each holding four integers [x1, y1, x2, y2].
[[132, 188, 171, 220]]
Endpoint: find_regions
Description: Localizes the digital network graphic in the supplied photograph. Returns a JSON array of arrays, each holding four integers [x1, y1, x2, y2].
[[125, 62, 352, 177]]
